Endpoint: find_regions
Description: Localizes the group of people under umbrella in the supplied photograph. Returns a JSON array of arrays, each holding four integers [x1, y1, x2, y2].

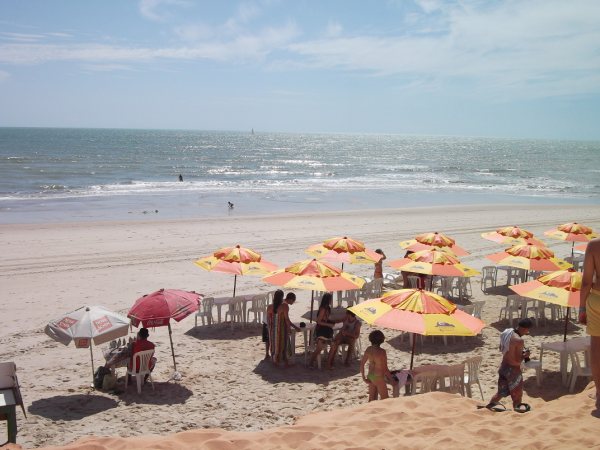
[[44, 222, 597, 397]]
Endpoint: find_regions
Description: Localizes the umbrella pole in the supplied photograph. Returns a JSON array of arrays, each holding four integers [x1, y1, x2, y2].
[[309, 291, 315, 347], [571, 242, 575, 258], [89, 344, 95, 384], [563, 309, 570, 342], [233, 275, 237, 297], [168, 322, 177, 372], [410, 333, 416, 370]]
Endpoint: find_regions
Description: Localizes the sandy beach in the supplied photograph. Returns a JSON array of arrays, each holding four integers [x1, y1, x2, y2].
[[2, 203, 600, 449]]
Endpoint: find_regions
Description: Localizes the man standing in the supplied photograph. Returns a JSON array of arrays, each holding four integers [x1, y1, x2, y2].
[[486, 318, 533, 413], [579, 237, 600, 411]]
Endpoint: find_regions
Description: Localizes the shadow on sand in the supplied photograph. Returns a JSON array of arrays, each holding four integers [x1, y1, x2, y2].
[[29, 394, 118, 420], [184, 323, 261, 341], [252, 358, 359, 385]]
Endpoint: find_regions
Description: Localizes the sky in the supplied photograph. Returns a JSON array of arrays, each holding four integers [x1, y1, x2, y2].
[[0, 0, 599, 139]]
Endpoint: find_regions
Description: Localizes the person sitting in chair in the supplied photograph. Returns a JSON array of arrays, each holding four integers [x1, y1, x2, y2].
[[129, 328, 156, 380], [327, 309, 361, 369]]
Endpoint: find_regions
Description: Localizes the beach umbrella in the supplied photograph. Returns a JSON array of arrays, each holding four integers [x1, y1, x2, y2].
[[510, 269, 583, 341], [305, 236, 382, 269], [45, 305, 130, 382], [263, 258, 365, 322], [575, 243, 588, 252], [388, 249, 480, 278], [194, 244, 278, 297], [399, 231, 470, 257], [544, 222, 597, 256], [349, 289, 485, 369], [128, 289, 200, 375], [481, 226, 545, 247], [486, 243, 572, 274]]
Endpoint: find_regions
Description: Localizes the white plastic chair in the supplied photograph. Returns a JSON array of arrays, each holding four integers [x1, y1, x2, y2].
[[471, 301, 485, 320], [463, 355, 484, 400], [568, 348, 592, 393], [338, 336, 362, 363], [440, 363, 465, 395], [436, 277, 454, 299], [410, 371, 439, 395], [247, 293, 268, 324], [195, 296, 214, 326], [225, 297, 246, 328], [522, 360, 542, 386], [125, 349, 155, 394], [499, 295, 525, 326], [455, 277, 472, 300], [480, 266, 497, 292], [370, 278, 383, 298], [525, 300, 547, 327]]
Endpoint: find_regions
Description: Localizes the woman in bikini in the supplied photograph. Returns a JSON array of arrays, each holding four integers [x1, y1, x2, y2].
[[360, 330, 396, 401], [308, 293, 338, 368]]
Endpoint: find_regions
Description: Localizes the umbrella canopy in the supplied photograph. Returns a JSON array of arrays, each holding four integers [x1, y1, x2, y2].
[[194, 244, 278, 296], [45, 305, 130, 381], [388, 249, 480, 277], [263, 258, 365, 292], [486, 243, 572, 272], [481, 226, 545, 247], [349, 289, 484, 368], [306, 236, 382, 266], [544, 222, 597, 257], [399, 232, 469, 257], [128, 289, 200, 373], [544, 222, 597, 243], [263, 258, 365, 323], [510, 269, 583, 341], [575, 243, 588, 252]]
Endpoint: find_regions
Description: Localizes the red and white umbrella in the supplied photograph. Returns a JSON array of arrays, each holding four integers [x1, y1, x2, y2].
[[45, 305, 130, 381], [128, 289, 200, 373]]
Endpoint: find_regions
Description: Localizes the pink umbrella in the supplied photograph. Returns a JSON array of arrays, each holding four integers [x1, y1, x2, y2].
[[128, 289, 200, 374]]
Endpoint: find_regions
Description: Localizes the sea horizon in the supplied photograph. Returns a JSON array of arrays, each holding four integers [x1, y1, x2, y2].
[[1, 127, 599, 224]]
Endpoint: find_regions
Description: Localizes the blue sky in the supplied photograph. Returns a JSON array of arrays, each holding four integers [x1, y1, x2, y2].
[[1, 0, 599, 139]]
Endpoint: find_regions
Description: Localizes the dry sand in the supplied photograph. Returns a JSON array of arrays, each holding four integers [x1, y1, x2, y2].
[[2, 203, 600, 449]]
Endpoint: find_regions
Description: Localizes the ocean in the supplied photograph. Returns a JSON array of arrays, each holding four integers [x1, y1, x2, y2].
[[1, 127, 599, 223]]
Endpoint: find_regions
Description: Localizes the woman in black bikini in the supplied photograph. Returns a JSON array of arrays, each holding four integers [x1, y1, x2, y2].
[[308, 293, 339, 367]]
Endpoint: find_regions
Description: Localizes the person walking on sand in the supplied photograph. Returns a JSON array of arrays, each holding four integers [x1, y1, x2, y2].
[[360, 330, 397, 401], [579, 237, 600, 411], [373, 249, 386, 279], [486, 318, 533, 413]]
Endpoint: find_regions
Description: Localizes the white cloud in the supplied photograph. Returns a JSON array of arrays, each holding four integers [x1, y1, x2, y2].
[[0, 69, 9, 82], [81, 63, 135, 72], [326, 21, 342, 37], [0, 22, 300, 65], [138, 0, 190, 22], [0, 32, 47, 43]]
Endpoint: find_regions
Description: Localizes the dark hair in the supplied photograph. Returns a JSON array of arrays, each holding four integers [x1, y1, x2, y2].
[[285, 292, 296, 302], [369, 330, 385, 346], [375, 248, 383, 254], [346, 309, 356, 318], [139, 328, 149, 339], [319, 292, 333, 310], [518, 318, 533, 329], [273, 289, 284, 313]]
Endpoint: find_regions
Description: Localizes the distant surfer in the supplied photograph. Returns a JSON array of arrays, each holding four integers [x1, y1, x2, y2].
[[178, 174, 183, 182], [228, 201, 234, 209]]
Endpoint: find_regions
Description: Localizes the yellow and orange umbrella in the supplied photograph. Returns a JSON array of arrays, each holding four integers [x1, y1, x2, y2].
[[486, 243, 572, 273], [399, 231, 469, 257], [263, 258, 365, 322], [195, 244, 278, 296], [389, 249, 480, 278], [544, 222, 597, 256], [575, 243, 588, 252], [350, 289, 485, 368], [510, 269, 583, 340], [481, 225, 545, 247], [306, 236, 382, 266]]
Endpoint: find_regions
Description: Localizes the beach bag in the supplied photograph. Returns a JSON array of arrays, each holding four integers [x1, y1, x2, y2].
[[102, 372, 117, 391], [93, 365, 111, 389]]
